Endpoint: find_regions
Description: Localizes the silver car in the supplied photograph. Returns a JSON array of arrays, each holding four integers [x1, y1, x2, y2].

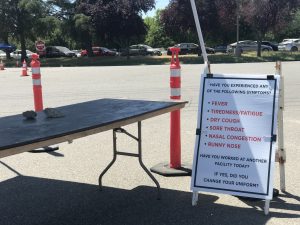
[[227, 40, 273, 53], [0, 50, 7, 59], [278, 39, 300, 52], [10, 50, 34, 59]]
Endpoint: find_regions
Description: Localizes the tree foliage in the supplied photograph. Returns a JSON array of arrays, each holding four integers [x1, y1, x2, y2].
[[242, 0, 300, 56], [75, 0, 155, 48], [160, 0, 242, 46], [1, 0, 300, 59], [144, 10, 174, 48]]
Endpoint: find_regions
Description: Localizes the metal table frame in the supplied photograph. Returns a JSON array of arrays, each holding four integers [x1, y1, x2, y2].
[[0, 99, 187, 198], [99, 121, 161, 199]]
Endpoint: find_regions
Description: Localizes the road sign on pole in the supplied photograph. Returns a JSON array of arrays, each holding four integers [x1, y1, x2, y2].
[[35, 40, 45, 56]]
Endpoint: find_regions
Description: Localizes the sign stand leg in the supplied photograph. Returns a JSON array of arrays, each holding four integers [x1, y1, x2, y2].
[[264, 200, 270, 215], [192, 191, 199, 206], [276, 61, 286, 192], [191, 62, 210, 207], [280, 163, 285, 191]]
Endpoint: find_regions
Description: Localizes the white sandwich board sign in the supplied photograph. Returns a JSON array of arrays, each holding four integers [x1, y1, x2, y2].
[[191, 73, 280, 200]]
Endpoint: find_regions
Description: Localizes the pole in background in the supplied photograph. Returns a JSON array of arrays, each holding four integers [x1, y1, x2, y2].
[[150, 48, 191, 177], [276, 61, 286, 191], [189, 0, 208, 63]]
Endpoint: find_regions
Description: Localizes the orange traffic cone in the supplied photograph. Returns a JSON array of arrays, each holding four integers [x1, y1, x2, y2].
[[21, 60, 28, 76], [0, 60, 4, 70]]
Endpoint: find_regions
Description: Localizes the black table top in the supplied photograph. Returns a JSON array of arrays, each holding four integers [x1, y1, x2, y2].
[[0, 98, 186, 157]]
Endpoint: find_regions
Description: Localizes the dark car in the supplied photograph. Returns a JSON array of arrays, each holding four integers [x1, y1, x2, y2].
[[120, 44, 162, 56], [81, 47, 118, 56], [213, 45, 228, 53], [42, 46, 76, 58], [261, 41, 278, 51], [167, 43, 215, 55]]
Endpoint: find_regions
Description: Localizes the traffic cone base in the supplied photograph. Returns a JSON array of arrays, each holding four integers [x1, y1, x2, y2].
[[0, 60, 5, 70], [21, 60, 28, 76]]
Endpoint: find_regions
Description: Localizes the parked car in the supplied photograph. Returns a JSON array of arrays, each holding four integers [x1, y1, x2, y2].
[[278, 39, 300, 52], [0, 50, 7, 59], [167, 43, 215, 55], [10, 50, 34, 59], [261, 41, 278, 51], [42, 46, 77, 58], [0, 43, 16, 53], [72, 50, 82, 57], [97, 47, 118, 56], [81, 47, 118, 56], [213, 45, 228, 53], [120, 44, 162, 56], [227, 40, 273, 53]]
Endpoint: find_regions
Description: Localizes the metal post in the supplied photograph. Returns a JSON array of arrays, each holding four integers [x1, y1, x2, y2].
[[264, 200, 270, 215], [189, 0, 208, 63], [276, 61, 286, 191]]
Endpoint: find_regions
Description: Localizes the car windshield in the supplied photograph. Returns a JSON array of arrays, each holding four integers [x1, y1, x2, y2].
[[143, 45, 153, 49], [281, 39, 297, 43], [100, 47, 110, 51], [55, 46, 71, 52]]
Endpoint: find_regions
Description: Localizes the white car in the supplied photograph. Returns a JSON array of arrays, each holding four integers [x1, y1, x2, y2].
[[278, 39, 300, 51], [0, 50, 7, 59], [10, 50, 34, 59], [71, 50, 81, 57], [227, 40, 273, 53]]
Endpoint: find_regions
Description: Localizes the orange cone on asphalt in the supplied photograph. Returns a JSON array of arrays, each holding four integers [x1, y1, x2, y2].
[[0, 60, 5, 70], [31, 53, 43, 112], [21, 59, 28, 76]]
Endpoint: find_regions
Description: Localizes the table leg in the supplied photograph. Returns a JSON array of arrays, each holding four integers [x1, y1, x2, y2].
[[98, 129, 117, 190], [98, 121, 161, 199], [137, 121, 161, 199]]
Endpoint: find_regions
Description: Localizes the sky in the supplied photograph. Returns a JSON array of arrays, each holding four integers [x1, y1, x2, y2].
[[143, 0, 170, 17]]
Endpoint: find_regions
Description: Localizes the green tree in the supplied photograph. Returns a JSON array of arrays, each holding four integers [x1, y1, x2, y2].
[[160, 0, 239, 46], [242, 0, 300, 56], [76, 0, 155, 50], [0, 0, 16, 58], [144, 10, 174, 48], [0, 0, 55, 61], [73, 13, 94, 56], [276, 9, 300, 41]]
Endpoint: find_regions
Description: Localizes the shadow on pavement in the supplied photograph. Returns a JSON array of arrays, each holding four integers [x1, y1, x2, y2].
[[0, 175, 299, 225]]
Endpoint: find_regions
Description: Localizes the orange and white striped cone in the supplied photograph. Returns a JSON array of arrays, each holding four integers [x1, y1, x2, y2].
[[169, 47, 181, 169], [21, 60, 28, 76], [150, 47, 191, 177], [30, 54, 43, 112], [0, 60, 5, 70], [29, 53, 59, 153]]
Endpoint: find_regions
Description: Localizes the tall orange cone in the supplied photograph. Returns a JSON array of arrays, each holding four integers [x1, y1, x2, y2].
[[21, 59, 28, 76], [150, 47, 192, 177], [31, 54, 43, 112], [0, 60, 4, 70]]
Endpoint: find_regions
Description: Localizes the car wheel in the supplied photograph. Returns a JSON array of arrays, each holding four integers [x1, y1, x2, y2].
[[291, 46, 298, 52], [157, 52, 162, 56]]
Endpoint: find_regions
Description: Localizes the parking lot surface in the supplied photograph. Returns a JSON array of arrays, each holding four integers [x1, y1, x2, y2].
[[0, 62, 299, 225]]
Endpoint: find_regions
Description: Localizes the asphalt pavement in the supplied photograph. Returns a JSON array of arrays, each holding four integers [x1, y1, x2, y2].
[[0, 62, 299, 225]]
